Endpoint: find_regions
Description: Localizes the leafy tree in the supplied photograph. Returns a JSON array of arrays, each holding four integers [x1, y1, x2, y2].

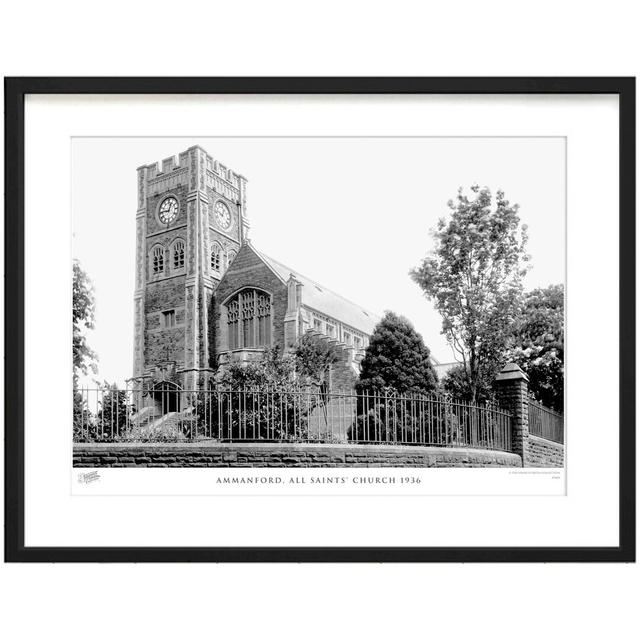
[[440, 365, 495, 403], [507, 284, 564, 411], [202, 341, 352, 442], [73, 383, 131, 442], [96, 383, 131, 437], [73, 260, 98, 388], [217, 346, 297, 389], [411, 185, 529, 402], [294, 331, 343, 388], [293, 329, 345, 431], [73, 261, 98, 440], [73, 390, 94, 442], [356, 311, 438, 395], [295, 330, 344, 407], [195, 348, 310, 441]]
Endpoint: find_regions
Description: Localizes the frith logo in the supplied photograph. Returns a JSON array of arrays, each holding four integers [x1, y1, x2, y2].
[[78, 470, 101, 484]]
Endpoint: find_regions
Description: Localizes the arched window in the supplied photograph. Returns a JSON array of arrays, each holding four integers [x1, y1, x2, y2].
[[211, 244, 221, 272], [227, 299, 239, 350], [173, 240, 185, 270], [152, 246, 164, 274], [227, 250, 237, 269], [257, 293, 271, 346], [226, 289, 271, 350], [241, 291, 255, 348]]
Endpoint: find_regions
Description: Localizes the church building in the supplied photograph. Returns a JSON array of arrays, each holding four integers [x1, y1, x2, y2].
[[133, 146, 379, 404]]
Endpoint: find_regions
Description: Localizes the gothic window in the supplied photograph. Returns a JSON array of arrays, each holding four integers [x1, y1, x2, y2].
[[173, 240, 185, 270], [226, 289, 271, 350], [211, 244, 222, 272], [227, 250, 237, 269], [152, 246, 164, 274], [241, 292, 255, 348], [257, 293, 271, 347], [227, 299, 239, 350]]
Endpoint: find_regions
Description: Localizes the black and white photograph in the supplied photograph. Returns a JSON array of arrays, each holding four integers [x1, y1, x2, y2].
[[72, 137, 565, 471], [5, 78, 632, 567]]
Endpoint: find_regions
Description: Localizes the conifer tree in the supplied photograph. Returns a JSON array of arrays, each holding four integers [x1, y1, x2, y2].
[[357, 311, 438, 395]]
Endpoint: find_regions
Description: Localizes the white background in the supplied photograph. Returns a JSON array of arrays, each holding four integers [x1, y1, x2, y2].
[[1, 2, 638, 640], [30, 94, 602, 538]]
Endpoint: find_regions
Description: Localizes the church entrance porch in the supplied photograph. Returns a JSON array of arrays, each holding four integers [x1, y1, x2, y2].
[[151, 381, 181, 415]]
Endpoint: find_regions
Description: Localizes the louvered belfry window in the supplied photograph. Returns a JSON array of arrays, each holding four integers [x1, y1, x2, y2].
[[173, 240, 185, 270], [152, 246, 164, 274], [226, 289, 271, 350], [211, 244, 221, 272]]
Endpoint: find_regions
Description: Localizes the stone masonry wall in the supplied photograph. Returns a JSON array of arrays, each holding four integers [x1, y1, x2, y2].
[[74, 442, 522, 468], [527, 435, 564, 468], [145, 277, 187, 368], [214, 243, 288, 357]]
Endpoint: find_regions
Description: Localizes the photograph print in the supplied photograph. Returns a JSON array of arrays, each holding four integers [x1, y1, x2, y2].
[[72, 137, 565, 470]]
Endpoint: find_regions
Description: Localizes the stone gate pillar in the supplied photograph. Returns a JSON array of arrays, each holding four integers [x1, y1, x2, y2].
[[495, 363, 529, 467]]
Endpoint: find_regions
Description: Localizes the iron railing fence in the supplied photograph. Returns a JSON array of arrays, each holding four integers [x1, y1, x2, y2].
[[73, 386, 513, 452], [528, 398, 564, 444]]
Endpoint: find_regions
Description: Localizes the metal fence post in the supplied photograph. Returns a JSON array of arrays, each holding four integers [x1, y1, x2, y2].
[[495, 363, 530, 467]]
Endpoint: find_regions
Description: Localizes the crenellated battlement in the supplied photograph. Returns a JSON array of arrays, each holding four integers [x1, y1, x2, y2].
[[138, 146, 247, 190], [138, 154, 185, 180]]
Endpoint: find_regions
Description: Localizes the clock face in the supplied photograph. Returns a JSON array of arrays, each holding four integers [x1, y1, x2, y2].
[[214, 200, 232, 230], [158, 196, 179, 224]]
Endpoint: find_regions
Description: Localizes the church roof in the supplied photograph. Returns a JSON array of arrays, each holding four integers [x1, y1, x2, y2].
[[253, 247, 381, 335]]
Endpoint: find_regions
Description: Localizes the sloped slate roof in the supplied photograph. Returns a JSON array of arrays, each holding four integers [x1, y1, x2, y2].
[[253, 246, 380, 335]]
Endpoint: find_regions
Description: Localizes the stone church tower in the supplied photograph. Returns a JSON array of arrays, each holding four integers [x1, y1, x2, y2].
[[133, 146, 248, 393]]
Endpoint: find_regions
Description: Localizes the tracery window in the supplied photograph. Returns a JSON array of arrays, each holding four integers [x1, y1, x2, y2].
[[211, 244, 222, 272], [227, 299, 239, 350], [152, 246, 164, 274], [241, 292, 255, 348], [226, 289, 271, 350], [257, 293, 271, 346], [173, 240, 185, 270]]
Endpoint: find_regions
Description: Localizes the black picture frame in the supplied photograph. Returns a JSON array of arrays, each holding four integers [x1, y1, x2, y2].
[[4, 77, 635, 563]]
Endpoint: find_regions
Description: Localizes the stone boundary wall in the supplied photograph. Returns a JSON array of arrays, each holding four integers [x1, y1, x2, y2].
[[74, 442, 522, 468], [527, 435, 564, 468]]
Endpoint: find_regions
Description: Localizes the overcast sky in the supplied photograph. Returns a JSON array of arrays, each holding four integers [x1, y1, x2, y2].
[[72, 136, 565, 386]]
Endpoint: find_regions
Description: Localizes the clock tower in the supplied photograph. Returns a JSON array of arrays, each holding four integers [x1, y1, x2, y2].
[[133, 146, 248, 396]]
